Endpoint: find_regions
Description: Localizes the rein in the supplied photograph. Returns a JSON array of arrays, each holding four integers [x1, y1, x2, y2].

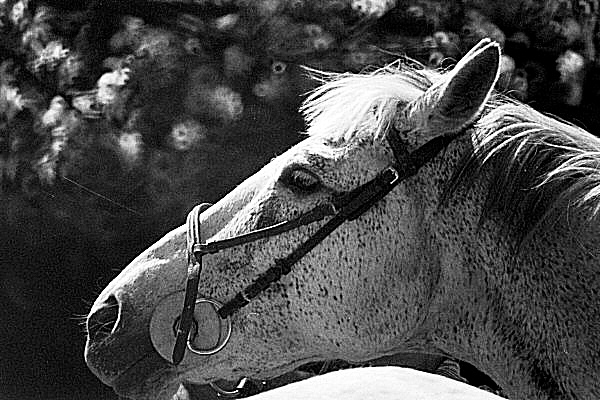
[[172, 132, 456, 366]]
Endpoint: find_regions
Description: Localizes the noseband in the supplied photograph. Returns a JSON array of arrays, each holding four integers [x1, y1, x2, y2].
[[172, 132, 457, 366]]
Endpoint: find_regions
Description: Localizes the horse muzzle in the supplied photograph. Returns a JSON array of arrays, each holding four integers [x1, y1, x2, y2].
[[84, 290, 175, 398]]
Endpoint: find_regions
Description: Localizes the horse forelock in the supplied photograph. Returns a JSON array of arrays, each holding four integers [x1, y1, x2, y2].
[[300, 61, 435, 143]]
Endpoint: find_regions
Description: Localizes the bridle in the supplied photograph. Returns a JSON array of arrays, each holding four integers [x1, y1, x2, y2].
[[170, 131, 458, 397], [171, 129, 458, 368], [172, 131, 458, 367]]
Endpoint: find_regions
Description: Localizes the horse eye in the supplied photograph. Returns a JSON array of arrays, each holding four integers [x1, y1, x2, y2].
[[280, 166, 321, 193]]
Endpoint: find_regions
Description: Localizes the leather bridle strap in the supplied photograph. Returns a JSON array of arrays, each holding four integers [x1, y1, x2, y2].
[[195, 203, 338, 255], [173, 203, 213, 365]]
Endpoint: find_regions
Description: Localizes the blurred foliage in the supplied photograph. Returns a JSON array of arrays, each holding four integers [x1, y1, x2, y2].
[[1, 0, 600, 240], [1, 0, 600, 399]]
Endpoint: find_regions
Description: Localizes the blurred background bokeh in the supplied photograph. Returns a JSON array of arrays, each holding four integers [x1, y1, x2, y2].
[[1, 0, 600, 399]]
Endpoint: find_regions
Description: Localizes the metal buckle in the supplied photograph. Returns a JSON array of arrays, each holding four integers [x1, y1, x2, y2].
[[209, 381, 243, 398], [209, 377, 267, 398], [209, 378, 247, 398]]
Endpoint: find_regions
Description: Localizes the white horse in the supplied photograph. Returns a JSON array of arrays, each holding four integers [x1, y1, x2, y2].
[[240, 367, 504, 400], [85, 40, 600, 399]]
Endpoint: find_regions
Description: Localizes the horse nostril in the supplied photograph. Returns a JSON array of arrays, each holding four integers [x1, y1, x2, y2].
[[87, 295, 121, 341]]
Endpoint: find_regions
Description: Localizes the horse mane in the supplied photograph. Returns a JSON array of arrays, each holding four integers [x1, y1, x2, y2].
[[301, 61, 600, 240], [453, 100, 600, 239]]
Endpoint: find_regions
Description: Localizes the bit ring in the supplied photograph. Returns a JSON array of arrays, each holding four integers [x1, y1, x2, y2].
[[186, 298, 232, 356]]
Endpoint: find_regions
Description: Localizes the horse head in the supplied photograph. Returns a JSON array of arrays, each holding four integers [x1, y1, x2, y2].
[[90, 39, 597, 399]]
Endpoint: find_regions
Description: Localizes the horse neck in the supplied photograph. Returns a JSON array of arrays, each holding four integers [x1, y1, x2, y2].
[[410, 132, 600, 400]]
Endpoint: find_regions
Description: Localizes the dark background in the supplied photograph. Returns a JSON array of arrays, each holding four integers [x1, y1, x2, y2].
[[1, 1, 600, 399]]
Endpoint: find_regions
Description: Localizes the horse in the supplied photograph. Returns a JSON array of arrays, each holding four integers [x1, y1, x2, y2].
[[84, 39, 600, 400], [236, 367, 504, 400]]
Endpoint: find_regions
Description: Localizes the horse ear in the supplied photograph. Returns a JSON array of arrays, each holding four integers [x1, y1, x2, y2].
[[406, 39, 502, 136]]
